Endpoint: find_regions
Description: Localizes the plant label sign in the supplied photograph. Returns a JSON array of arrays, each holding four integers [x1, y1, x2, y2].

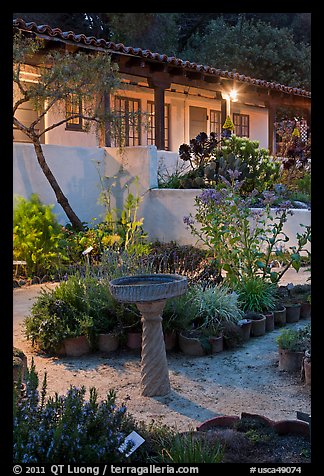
[[118, 431, 145, 457], [82, 246, 94, 255]]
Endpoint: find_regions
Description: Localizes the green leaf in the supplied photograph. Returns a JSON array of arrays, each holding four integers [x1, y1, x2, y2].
[[292, 260, 301, 272], [270, 271, 278, 283]]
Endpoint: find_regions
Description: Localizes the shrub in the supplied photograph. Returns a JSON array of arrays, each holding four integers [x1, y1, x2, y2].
[[13, 194, 67, 277], [147, 241, 220, 285], [162, 286, 199, 333], [24, 272, 120, 353], [217, 135, 280, 195], [184, 175, 311, 286], [13, 361, 138, 464]]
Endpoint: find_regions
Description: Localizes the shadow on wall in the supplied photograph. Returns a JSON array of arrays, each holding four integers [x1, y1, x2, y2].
[[13, 143, 106, 226]]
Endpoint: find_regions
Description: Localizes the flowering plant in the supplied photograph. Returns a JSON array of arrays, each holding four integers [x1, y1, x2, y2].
[[222, 115, 235, 131], [13, 360, 135, 464], [184, 172, 311, 286]]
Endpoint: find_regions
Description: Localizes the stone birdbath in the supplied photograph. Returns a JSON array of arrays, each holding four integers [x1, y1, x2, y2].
[[109, 274, 187, 397]]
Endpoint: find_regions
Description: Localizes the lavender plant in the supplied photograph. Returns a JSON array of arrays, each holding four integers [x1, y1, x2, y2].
[[184, 172, 311, 286], [13, 360, 136, 464]]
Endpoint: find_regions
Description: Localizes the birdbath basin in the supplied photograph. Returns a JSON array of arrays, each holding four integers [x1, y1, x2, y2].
[[109, 274, 187, 396]]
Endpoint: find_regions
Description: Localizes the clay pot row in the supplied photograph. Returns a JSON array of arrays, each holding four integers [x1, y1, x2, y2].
[[60, 331, 178, 357], [274, 302, 311, 327]]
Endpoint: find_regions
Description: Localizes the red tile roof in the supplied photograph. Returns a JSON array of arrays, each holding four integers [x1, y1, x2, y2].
[[13, 17, 311, 99]]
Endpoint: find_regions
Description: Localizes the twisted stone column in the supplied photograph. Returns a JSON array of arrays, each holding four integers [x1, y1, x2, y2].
[[136, 300, 170, 397]]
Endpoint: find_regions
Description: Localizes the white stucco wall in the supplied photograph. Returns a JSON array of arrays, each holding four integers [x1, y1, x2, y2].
[[13, 144, 309, 253], [13, 143, 106, 225], [141, 188, 311, 252]]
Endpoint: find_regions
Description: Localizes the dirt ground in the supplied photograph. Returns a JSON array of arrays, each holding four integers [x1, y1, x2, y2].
[[13, 268, 311, 433]]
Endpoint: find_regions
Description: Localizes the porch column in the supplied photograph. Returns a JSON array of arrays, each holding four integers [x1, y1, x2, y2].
[[148, 75, 171, 150], [221, 99, 227, 128], [267, 102, 276, 155], [104, 93, 111, 147]]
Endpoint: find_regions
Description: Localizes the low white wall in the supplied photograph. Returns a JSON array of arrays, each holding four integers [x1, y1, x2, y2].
[[142, 188, 311, 252], [13, 143, 106, 225], [13, 143, 311, 254]]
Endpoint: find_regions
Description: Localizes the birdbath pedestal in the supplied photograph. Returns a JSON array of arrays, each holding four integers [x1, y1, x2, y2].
[[109, 274, 187, 397]]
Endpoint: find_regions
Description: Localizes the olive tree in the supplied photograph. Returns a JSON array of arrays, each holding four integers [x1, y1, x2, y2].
[[13, 31, 121, 230]]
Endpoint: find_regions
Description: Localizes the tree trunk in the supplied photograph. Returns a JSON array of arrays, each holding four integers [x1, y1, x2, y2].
[[32, 138, 84, 231]]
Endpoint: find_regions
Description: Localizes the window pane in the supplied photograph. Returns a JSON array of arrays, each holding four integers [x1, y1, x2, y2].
[[210, 110, 221, 139], [147, 101, 170, 150], [66, 94, 82, 129]]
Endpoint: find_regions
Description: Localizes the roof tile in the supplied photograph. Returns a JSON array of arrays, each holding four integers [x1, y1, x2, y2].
[[13, 17, 311, 99]]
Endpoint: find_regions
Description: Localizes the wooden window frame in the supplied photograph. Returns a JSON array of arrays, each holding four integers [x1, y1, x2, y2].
[[210, 109, 222, 139], [233, 113, 250, 138], [114, 96, 141, 146], [147, 101, 170, 150], [65, 94, 83, 131]]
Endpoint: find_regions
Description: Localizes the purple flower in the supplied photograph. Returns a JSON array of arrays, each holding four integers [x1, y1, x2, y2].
[[183, 216, 195, 226], [228, 169, 242, 180], [199, 188, 222, 205]]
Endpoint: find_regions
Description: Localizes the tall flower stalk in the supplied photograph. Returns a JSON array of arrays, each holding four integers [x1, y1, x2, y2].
[[184, 173, 310, 286]]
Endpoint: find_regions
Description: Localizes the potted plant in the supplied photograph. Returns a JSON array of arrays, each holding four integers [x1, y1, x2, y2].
[[116, 302, 142, 351], [93, 309, 120, 353], [236, 318, 252, 341], [302, 349, 311, 386], [273, 304, 287, 327], [236, 276, 277, 333], [244, 311, 266, 337], [283, 283, 301, 323], [162, 290, 197, 351], [276, 324, 311, 372], [300, 294, 311, 320], [179, 284, 243, 355], [13, 347, 28, 383]]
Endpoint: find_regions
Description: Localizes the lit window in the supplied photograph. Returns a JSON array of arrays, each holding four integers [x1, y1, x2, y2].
[[210, 110, 222, 139], [233, 113, 249, 137]]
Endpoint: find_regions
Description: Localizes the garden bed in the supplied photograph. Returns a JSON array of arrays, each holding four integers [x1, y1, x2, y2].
[[196, 413, 310, 463], [13, 280, 311, 434]]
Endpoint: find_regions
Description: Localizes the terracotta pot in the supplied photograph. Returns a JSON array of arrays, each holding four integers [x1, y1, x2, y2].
[[285, 303, 301, 323], [209, 334, 224, 353], [13, 349, 28, 382], [126, 331, 142, 350], [178, 331, 205, 356], [249, 314, 266, 337], [13, 358, 25, 383], [237, 320, 252, 341], [164, 330, 178, 351], [274, 306, 286, 327], [300, 302, 311, 319], [278, 348, 304, 371], [303, 357, 311, 385], [64, 335, 91, 357], [264, 311, 275, 332], [98, 333, 119, 353], [197, 412, 310, 440]]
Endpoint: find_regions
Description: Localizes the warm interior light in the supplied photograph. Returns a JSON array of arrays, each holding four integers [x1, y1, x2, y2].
[[229, 90, 238, 102]]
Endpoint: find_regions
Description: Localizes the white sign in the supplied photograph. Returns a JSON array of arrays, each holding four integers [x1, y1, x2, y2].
[[82, 246, 94, 256], [118, 431, 145, 457]]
